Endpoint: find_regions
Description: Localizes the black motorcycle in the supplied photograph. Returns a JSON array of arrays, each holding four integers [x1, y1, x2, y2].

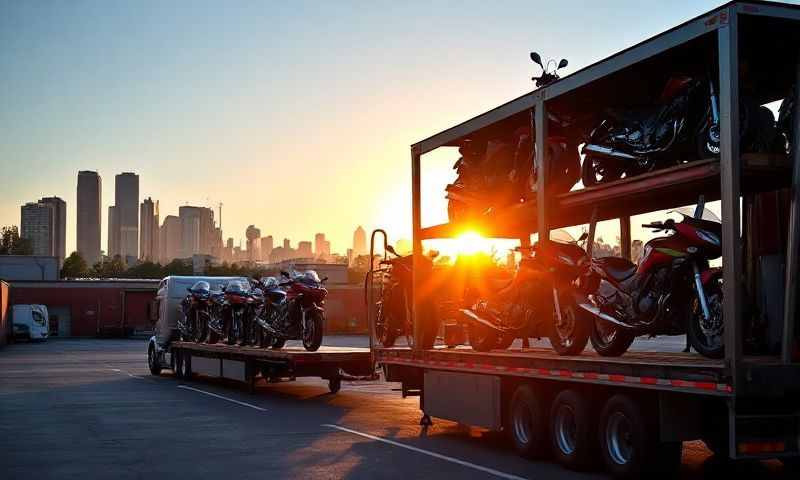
[[179, 280, 211, 343], [581, 75, 720, 186], [252, 270, 328, 352]]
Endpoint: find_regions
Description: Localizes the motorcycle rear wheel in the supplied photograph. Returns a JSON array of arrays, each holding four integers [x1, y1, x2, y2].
[[303, 310, 324, 352], [375, 302, 398, 348], [468, 322, 498, 352], [590, 320, 634, 357], [581, 155, 623, 187]]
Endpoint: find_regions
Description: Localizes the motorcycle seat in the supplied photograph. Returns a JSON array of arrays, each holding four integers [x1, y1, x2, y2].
[[594, 256, 637, 282]]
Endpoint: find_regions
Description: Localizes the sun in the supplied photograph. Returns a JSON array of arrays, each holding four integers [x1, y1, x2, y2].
[[455, 231, 487, 255]]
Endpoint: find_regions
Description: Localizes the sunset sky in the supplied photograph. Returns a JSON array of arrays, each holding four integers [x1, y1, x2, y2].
[[1, 0, 745, 256]]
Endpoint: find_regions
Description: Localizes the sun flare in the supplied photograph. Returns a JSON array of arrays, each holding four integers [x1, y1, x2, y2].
[[455, 231, 487, 255]]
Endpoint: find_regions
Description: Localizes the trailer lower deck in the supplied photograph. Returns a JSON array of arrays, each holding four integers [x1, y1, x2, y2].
[[168, 342, 374, 393]]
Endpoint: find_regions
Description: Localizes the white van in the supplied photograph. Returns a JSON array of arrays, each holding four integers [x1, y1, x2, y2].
[[147, 276, 248, 373], [13, 304, 49, 341]]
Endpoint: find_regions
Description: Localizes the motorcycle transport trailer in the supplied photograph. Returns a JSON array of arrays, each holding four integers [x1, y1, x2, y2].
[[372, 1, 800, 476]]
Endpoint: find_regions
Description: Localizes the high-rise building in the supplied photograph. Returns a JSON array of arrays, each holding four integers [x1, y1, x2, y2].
[[314, 233, 330, 259], [283, 238, 291, 250], [20, 201, 54, 257], [246, 225, 261, 261], [108, 206, 119, 258], [39, 197, 66, 265], [178, 206, 218, 258], [140, 197, 159, 261], [114, 173, 139, 260], [297, 241, 313, 258], [353, 226, 367, 256], [77, 171, 102, 265], [160, 215, 181, 263], [260, 235, 273, 261]]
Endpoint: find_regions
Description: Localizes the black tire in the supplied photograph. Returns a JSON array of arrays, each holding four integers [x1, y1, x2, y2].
[[549, 302, 590, 356], [687, 276, 724, 359], [206, 325, 219, 344], [302, 310, 324, 352], [194, 310, 208, 344], [234, 311, 247, 346], [175, 350, 191, 379], [148, 344, 162, 376], [496, 334, 515, 350], [468, 322, 498, 352], [590, 320, 635, 357], [599, 394, 682, 479], [271, 338, 286, 350], [328, 377, 341, 394], [508, 384, 549, 459], [582, 154, 623, 187], [376, 301, 398, 348], [550, 389, 597, 470]]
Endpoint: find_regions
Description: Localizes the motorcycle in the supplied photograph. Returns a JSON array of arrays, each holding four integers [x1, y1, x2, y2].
[[253, 270, 328, 352], [446, 52, 579, 223], [459, 230, 593, 355], [204, 280, 249, 346], [178, 280, 211, 343], [581, 75, 721, 186], [577, 203, 724, 358], [374, 245, 434, 348]]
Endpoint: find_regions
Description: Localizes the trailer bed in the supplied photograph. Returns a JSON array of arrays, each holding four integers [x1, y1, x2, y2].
[[377, 346, 733, 396]]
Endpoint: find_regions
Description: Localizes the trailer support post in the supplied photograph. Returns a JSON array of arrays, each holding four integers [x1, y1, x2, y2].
[[782, 52, 800, 364], [535, 97, 549, 243], [411, 147, 423, 351], [620, 216, 632, 260]]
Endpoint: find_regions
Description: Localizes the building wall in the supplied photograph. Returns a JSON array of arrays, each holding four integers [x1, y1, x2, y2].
[[9, 281, 158, 337], [0, 256, 59, 281], [324, 285, 367, 334], [0, 281, 9, 346]]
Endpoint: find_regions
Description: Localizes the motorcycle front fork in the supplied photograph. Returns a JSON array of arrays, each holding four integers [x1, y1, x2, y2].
[[692, 262, 712, 321], [552, 287, 564, 327]]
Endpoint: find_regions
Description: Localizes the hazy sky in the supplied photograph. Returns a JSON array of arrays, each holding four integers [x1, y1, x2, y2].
[[0, 0, 760, 255]]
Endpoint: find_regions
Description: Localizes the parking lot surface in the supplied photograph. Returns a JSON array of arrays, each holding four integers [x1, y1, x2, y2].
[[0, 338, 791, 479]]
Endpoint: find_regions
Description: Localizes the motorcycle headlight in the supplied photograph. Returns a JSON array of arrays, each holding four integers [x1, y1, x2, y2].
[[696, 229, 720, 246]]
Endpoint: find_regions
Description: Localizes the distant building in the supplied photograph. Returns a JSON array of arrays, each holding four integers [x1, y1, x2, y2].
[[0, 256, 59, 281], [77, 171, 102, 265], [108, 206, 119, 258], [353, 226, 367, 256], [178, 206, 218, 258], [36, 197, 66, 265], [160, 215, 181, 263], [20, 201, 54, 258], [297, 241, 313, 258], [261, 235, 273, 260], [140, 197, 159, 262], [115, 172, 139, 260], [283, 238, 291, 250], [315, 233, 331, 259], [246, 225, 261, 261]]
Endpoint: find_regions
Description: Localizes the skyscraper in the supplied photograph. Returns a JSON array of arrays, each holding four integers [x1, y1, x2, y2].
[[140, 197, 159, 261], [160, 215, 181, 263], [114, 172, 139, 260], [283, 238, 291, 250], [77, 171, 102, 265], [297, 241, 313, 258], [39, 197, 66, 265], [314, 233, 330, 259], [260, 235, 273, 261], [353, 226, 367, 256], [108, 206, 119, 258], [178, 206, 218, 257], [246, 225, 261, 261], [20, 201, 54, 257]]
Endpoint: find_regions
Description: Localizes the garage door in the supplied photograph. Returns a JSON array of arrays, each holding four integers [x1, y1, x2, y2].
[[48, 306, 71, 337]]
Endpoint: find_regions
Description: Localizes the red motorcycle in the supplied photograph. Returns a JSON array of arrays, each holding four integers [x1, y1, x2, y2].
[[577, 204, 724, 358]]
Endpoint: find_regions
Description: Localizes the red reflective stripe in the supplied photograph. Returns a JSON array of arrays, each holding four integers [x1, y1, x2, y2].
[[609, 374, 626, 383], [640, 377, 658, 385]]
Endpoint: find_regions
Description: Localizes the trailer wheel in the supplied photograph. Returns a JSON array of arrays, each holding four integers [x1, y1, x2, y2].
[[508, 384, 548, 459], [599, 394, 681, 479], [328, 377, 342, 394], [550, 389, 597, 470], [148, 344, 162, 376]]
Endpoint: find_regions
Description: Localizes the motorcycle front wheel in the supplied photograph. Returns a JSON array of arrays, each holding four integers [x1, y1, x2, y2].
[[468, 322, 498, 352], [194, 311, 207, 343], [687, 277, 724, 359], [581, 155, 623, 187], [548, 302, 590, 356], [375, 301, 398, 348], [590, 319, 634, 357], [302, 310, 324, 352]]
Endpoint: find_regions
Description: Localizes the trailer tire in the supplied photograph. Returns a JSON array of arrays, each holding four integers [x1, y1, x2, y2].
[[599, 394, 681, 479], [508, 384, 548, 459], [148, 344, 162, 376], [550, 389, 597, 470]]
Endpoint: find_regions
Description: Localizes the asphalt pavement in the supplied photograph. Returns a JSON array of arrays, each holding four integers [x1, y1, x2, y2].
[[0, 338, 792, 479]]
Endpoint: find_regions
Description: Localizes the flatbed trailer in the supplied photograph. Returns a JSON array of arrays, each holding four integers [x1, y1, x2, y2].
[[376, 1, 800, 476], [165, 342, 373, 394]]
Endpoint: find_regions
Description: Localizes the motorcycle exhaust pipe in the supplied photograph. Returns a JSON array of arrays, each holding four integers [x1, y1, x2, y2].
[[583, 144, 639, 161], [459, 308, 508, 333], [576, 302, 638, 330]]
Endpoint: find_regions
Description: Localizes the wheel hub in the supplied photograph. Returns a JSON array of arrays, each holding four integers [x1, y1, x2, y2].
[[606, 411, 633, 465], [555, 405, 577, 455]]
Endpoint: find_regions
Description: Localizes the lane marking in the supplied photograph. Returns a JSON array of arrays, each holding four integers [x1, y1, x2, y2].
[[322, 424, 527, 480], [177, 385, 267, 411]]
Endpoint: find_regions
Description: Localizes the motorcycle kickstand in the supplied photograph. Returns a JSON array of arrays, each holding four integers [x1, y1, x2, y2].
[[420, 413, 433, 426]]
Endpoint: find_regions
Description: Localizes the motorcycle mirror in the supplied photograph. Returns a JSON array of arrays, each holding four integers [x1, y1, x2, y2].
[[385, 245, 397, 256], [558, 58, 568, 69], [530, 52, 543, 68], [579, 232, 589, 242], [429, 249, 440, 259], [321, 276, 328, 283]]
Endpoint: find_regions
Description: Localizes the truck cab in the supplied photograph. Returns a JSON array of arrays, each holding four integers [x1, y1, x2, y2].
[[13, 304, 49, 341]]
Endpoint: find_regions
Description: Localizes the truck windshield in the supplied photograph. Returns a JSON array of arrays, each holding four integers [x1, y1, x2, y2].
[[32, 311, 46, 326]]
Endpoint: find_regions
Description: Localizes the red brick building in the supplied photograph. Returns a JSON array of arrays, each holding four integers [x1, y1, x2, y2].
[[1, 281, 9, 346]]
